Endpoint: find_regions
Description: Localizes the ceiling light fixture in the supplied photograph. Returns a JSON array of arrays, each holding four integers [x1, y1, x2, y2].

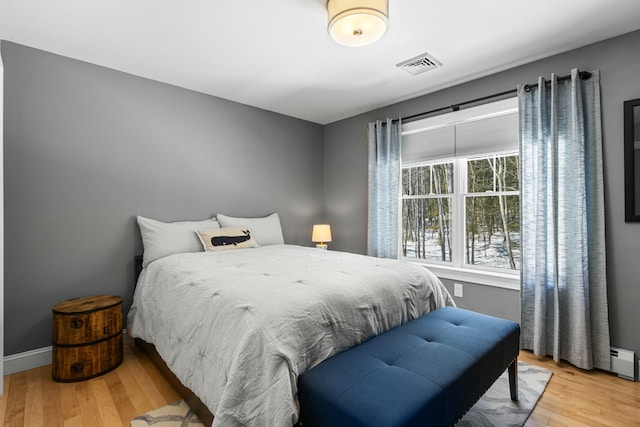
[[327, 0, 389, 47]]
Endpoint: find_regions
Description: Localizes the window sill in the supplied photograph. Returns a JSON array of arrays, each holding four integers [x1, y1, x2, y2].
[[406, 261, 521, 290]]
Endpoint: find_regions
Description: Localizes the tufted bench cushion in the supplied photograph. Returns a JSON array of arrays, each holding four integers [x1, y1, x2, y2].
[[298, 307, 520, 427]]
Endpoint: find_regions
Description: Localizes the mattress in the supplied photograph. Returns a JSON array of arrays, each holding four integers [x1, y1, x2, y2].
[[127, 244, 454, 427]]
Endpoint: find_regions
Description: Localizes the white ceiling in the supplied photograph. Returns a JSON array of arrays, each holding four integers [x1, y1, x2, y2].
[[2, 0, 640, 125]]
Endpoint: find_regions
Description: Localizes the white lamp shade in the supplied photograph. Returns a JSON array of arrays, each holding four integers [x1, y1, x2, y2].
[[312, 224, 332, 243], [328, 0, 388, 47]]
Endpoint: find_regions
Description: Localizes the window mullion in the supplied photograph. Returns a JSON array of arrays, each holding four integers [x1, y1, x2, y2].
[[452, 159, 466, 268]]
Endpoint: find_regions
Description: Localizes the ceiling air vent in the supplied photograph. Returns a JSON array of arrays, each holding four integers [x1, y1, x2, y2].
[[396, 52, 442, 76]]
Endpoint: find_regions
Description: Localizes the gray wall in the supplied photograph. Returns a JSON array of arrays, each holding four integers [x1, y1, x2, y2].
[[4, 30, 640, 360], [2, 41, 324, 355], [324, 30, 640, 357]]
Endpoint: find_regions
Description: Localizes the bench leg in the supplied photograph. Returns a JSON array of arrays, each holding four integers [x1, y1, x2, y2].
[[508, 359, 518, 401]]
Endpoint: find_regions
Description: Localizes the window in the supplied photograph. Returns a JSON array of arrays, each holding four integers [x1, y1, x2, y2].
[[400, 98, 520, 287], [464, 154, 520, 270], [402, 162, 453, 263]]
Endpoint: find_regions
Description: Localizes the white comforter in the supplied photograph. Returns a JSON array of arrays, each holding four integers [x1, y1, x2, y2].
[[127, 245, 454, 427]]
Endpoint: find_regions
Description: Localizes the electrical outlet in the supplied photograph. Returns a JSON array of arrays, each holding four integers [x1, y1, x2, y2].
[[454, 283, 463, 298]]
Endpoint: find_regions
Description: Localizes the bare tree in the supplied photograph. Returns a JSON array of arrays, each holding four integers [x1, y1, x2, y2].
[[488, 157, 516, 269]]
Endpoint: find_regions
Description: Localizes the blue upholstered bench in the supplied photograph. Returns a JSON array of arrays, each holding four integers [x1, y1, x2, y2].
[[298, 307, 520, 427]]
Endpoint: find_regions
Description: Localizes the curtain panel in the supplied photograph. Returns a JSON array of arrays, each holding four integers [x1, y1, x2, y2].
[[367, 119, 401, 259], [519, 69, 610, 370]]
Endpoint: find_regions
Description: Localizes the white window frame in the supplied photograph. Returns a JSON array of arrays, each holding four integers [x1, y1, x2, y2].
[[400, 98, 520, 290]]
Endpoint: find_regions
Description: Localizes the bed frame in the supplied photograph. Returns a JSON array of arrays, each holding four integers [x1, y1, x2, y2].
[[133, 255, 215, 426]]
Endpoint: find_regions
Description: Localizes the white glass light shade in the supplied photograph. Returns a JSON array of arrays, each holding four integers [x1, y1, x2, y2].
[[328, 0, 389, 47], [312, 224, 332, 244]]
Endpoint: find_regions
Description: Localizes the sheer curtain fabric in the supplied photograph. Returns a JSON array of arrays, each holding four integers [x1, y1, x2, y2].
[[519, 69, 610, 370], [367, 119, 401, 258]]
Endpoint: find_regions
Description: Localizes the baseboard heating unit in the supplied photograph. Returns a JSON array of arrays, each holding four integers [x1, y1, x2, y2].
[[610, 347, 635, 381]]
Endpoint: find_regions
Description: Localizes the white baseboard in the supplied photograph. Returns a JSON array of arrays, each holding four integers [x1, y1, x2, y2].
[[4, 330, 131, 376], [4, 346, 52, 375]]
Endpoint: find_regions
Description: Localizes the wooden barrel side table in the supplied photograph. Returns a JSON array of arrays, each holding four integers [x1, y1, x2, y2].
[[52, 294, 123, 382]]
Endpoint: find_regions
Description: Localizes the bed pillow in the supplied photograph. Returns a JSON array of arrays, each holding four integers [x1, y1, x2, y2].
[[216, 213, 285, 246], [137, 215, 220, 267], [196, 227, 259, 251]]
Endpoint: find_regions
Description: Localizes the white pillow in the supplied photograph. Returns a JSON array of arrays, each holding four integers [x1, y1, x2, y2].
[[196, 227, 259, 251], [216, 213, 284, 246], [137, 215, 220, 267]]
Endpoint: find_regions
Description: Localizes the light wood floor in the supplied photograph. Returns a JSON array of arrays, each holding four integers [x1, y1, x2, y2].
[[0, 341, 181, 427], [520, 351, 640, 426], [1, 343, 638, 426]]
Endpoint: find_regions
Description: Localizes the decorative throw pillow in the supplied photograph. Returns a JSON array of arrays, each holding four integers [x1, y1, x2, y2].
[[216, 213, 284, 246], [137, 215, 220, 267], [197, 227, 259, 251]]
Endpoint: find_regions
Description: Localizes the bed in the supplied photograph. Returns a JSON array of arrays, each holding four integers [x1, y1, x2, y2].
[[127, 215, 454, 427]]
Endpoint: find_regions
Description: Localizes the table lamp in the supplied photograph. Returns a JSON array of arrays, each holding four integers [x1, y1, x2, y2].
[[312, 224, 332, 249]]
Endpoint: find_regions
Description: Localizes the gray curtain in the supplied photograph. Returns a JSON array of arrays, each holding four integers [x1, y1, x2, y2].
[[519, 69, 610, 370], [367, 119, 401, 258]]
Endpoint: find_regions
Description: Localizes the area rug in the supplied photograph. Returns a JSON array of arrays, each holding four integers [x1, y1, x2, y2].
[[131, 400, 204, 427], [454, 361, 552, 426], [131, 361, 551, 427]]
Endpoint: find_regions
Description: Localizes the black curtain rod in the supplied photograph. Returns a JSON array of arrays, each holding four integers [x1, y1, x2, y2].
[[397, 70, 592, 124]]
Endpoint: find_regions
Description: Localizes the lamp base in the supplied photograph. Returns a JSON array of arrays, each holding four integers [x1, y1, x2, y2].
[[315, 243, 328, 250]]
